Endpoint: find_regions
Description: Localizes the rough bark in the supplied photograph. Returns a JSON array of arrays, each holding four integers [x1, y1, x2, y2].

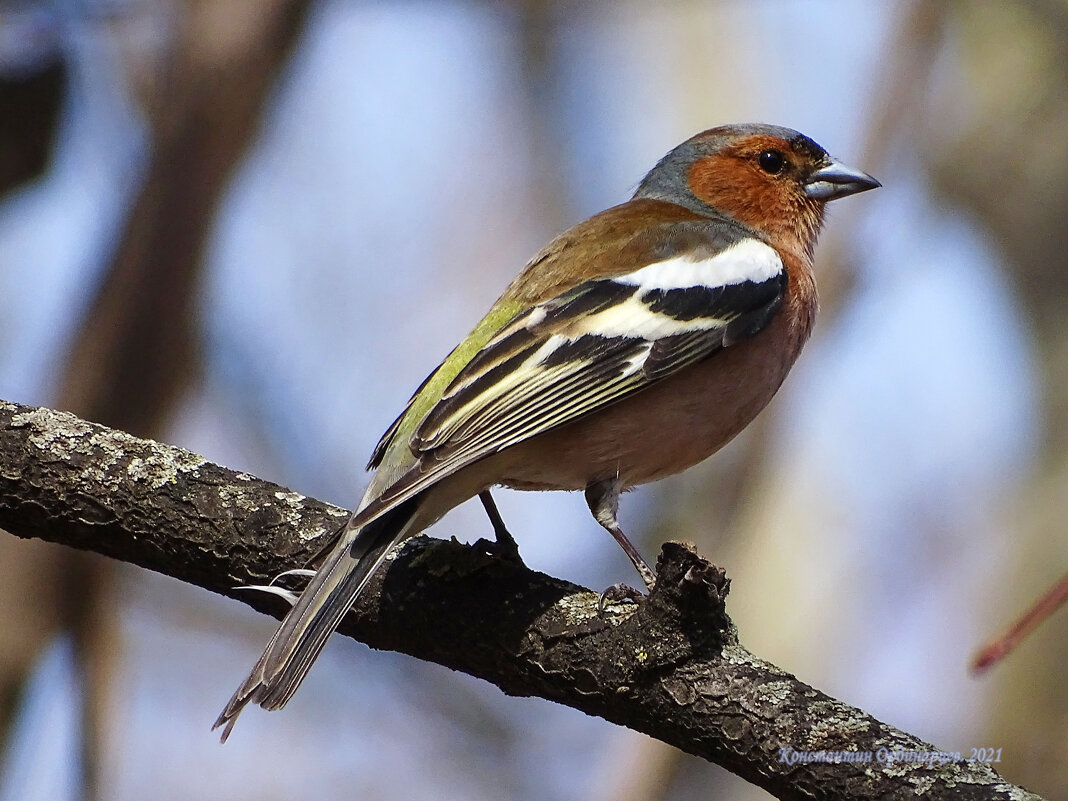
[[0, 398, 1043, 801]]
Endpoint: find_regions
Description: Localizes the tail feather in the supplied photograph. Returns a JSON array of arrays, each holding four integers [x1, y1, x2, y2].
[[213, 498, 420, 741]]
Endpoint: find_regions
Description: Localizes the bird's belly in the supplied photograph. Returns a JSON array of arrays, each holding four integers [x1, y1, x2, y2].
[[494, 318, 801, 492]]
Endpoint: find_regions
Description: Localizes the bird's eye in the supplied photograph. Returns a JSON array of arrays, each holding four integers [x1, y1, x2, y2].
[[758, 149, 786, 175]]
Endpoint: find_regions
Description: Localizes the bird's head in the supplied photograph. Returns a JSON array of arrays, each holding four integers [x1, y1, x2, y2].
[[635, 124, 880, 261]]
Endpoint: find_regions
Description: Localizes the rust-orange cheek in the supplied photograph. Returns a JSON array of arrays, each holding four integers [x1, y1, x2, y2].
[[688, 156, 778, 229]]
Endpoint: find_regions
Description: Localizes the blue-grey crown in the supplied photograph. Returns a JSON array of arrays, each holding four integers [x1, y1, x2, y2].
[[633, 124, 829, 216]]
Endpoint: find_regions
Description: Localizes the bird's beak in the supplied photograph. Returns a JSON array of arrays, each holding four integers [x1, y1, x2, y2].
[[804, 160, 881, 201]]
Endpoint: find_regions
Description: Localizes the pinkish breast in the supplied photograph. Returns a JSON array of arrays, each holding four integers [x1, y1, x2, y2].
[[496, 265, 818, 492]]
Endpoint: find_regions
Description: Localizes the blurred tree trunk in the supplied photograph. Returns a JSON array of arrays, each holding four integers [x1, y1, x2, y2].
[[923, 3, 1068, 798], [0, 1, 314, 798], [0, 57, 65, 195], [0, 6, 73, 766]]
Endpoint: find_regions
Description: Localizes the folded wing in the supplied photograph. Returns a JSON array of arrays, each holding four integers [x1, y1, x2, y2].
[[353, 227, 786, 527]]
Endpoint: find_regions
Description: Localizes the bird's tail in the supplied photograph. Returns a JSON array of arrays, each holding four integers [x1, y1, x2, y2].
[[213, 497, 421, 741]]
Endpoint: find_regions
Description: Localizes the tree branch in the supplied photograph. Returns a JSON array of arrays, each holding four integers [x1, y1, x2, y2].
[[0, 398, 1043, 801]]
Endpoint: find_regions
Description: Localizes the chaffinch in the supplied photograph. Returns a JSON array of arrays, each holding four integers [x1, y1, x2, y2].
[[215, 123, 879, 739]]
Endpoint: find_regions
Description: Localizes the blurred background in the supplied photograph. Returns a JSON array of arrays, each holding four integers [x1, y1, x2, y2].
[[0, 1, 1065, 799]]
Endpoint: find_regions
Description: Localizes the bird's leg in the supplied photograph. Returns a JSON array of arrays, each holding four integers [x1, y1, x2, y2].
[[475, 490, 523, 563], [585, 478, 657, 590]]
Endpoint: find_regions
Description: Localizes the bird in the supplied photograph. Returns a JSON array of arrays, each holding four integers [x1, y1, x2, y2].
[[214, 123, 879, 740]]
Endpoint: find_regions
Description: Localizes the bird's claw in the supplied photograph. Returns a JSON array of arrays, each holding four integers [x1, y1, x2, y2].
[[271, 568, 316, 584]]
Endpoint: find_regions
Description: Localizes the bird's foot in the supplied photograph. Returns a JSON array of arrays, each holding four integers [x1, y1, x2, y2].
[[472, 535, 524, 565], [475, 490, 525, 565], [597, 582, 646, 612]]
